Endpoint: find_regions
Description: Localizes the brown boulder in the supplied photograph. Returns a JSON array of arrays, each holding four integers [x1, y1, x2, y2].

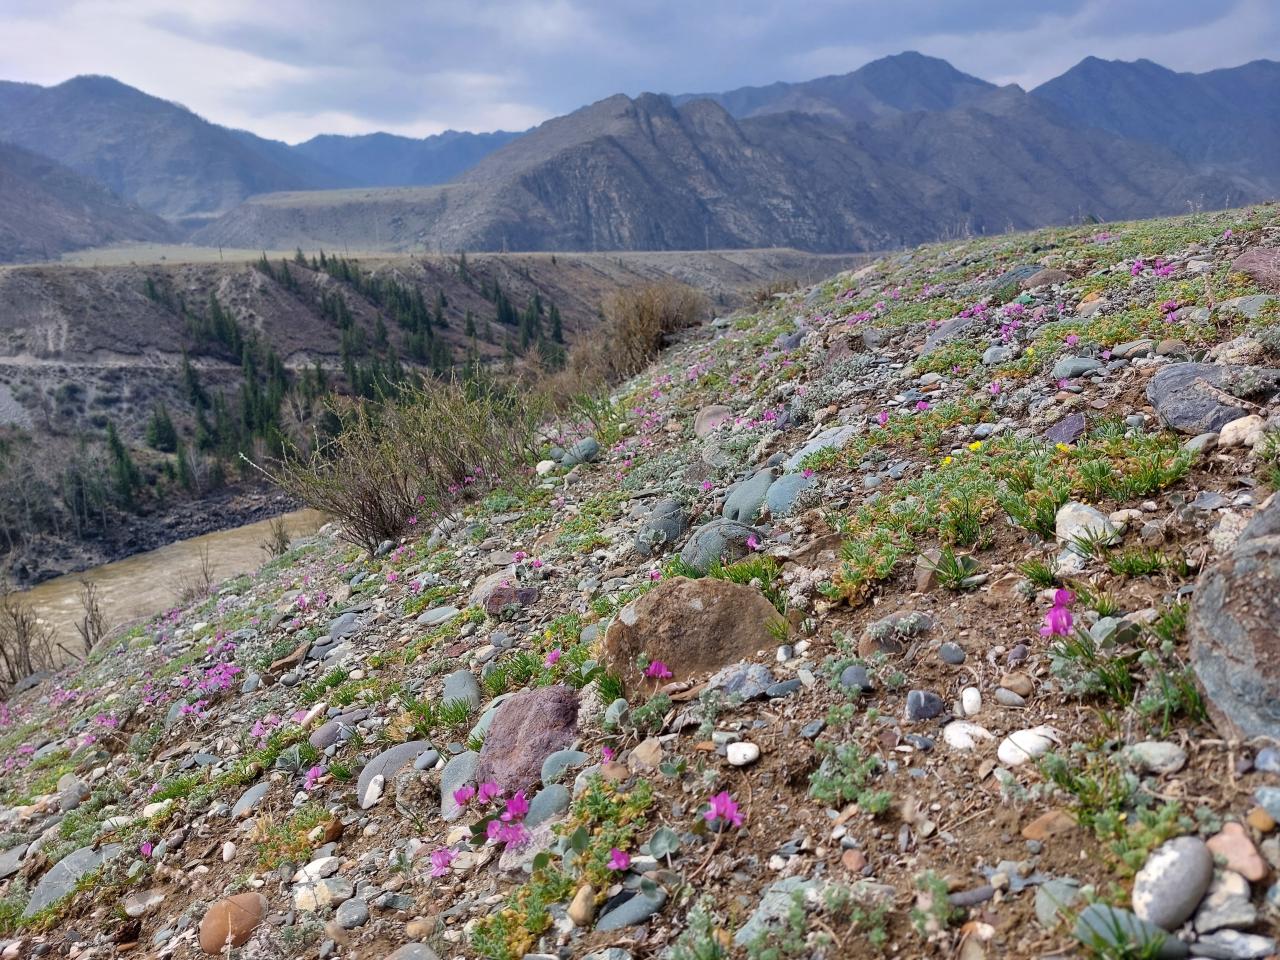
[[1020, 268, 1070, 290], [693, 404, 733, 438], [199, 892, 267, 955], [602, 576, 785, 693], [476, 685, 577, 793], [1232, 247, 1280, 294]]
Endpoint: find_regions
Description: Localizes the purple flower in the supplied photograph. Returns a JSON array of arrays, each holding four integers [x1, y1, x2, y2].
[[139, 841, 154, 858], [644, 660, 673, 680], [802, 468, 815, 479], [303, 765, 325, 791], [877, 411, 889, 427], [746, 534, 761, 551], [608, 848, 631, 871], [704, 790, 743, 828], [1064, 334, 1079, 346], [545, 648, 562, 668], [453, 784, 476, 807], [430, 847, 454, 877], [1040, 590, 1076, 638], [989, 381, 1002, 395], [502, 791, 529, 822], [602, 746, 616, 762], [477, 781, 502, 805], [915, 401, 931, 412]]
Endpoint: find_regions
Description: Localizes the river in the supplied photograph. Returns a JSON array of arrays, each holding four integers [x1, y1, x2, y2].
[[22, 508, 327, 658]]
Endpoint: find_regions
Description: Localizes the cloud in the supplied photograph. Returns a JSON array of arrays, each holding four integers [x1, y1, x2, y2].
[[0, 0, 1273, 142]]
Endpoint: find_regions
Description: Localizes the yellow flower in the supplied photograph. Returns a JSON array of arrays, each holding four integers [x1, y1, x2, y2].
[[1026, 347, 1036, 356], [967, 441, 983, 451], [941, 456, 954, 466], [1055, 442, 1070, 452]]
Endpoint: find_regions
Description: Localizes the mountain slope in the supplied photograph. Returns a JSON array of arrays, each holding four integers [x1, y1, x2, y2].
[[1033, 57, 1280, 192], [0, 76, 347, 226], [292, 129, 523, 187], [0, 141, 176, 262], [193, 86, 1255, 254], [672, 51, 996, 122]]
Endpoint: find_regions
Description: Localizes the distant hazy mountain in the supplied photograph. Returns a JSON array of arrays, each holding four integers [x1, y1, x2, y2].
[[0, 140, 176, 262], [672, 51, 996, 122], [292, 129, 524, 187], [1034, 57, 1280, 192], [194, 83, 1250, 254], [0, 75, 347, 227]]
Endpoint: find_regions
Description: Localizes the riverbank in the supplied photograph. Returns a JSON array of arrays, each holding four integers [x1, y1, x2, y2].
[[5, 484, 302, 588]]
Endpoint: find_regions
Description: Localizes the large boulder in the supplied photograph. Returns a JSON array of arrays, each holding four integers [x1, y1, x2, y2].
[[476, 686, 578, 794], [634, 498, 687, 556], [603, 577, 785, 693], [679, 518, 762, 572], [1190, 497, 1280, 739], [1145, 363, 1280, 435], [199, 893, 268, 955], [1232, 247, 1280, 294]]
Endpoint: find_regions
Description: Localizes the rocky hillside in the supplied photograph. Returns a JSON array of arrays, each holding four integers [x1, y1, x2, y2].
[[2, 204, 1280, 960], [0, 141, 176, 263], [194, 84, 1255, 255]]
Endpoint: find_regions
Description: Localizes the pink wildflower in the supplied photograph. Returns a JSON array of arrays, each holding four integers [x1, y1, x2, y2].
[[477, 781, 502, 804], [704, 790, 744, 828], [877, 410, 889, 427], [649, 569, 662, 581], [502, 791, 529, 822], [1039, 589, 1076, 638], [1065, 334, 1079, 346], [645, 660, 673, 680], [915, 401, 930, 412], [453, 784, 476, 807], [602, 747, 616, 762], [545, 648, 562, 668], [608, 848, 631, 871], [746, 534, 761, 551], [139, 841, 154, 858], [430, 847, 455, 877], [989, 381, 1002, 395]]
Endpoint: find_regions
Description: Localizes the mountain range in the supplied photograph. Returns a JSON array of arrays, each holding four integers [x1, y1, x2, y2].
[[0, 52, 1276, 259]]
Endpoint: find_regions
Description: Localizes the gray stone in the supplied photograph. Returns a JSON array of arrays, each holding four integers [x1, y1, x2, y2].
[[442, 670, 482, 709], [525, 784, 571, 828], [708, 662, 775, 700], [417, 606, 461, 628], [595, 887, 668, 931], [1190, 496, 1280, 738], [982, 344, 1013, 365], [938, 643, 966, 665], [23, 844, 122, 917], [678, 518, 763, 573], [541, 749, 589, 785], [1053, 356, 1102, 379], [734, 877, 823, 946], [439, 751, 480, 821], [994, 688, 1026, 707], [561, 437, 601, 467], [1132, 836, 1214, 930], [231, 782, 271, 819], [358, 741, 433, 806], [1045, 412, 1087, 446], [784, 426, 857, 471], [1146, 363, 1280, 435], [1191, 930, 1276, 959], [767, 679, 802, 698], [1034, 877, 1082, 928], [0, 842, 28, 880], [1194, 871, 1257, 934], [723, 468, 778, 524], [922, 315, 975, 355], [905, 690, 945, 721], [334, 898, 370, 929], [765, 473, 817, 518], [1074, 904, 1188, 959], [414, 749, 441, 771], [1254, 747, 1280, 773], [839, 665, 873, 694], [1056, 501, 1119, 549], [1220, 294, 1274, 319], [1124, 741, 1188, 776], [328, 612, 360, 641], [383, 945, 440, 960], [635, 498, 687, 556]]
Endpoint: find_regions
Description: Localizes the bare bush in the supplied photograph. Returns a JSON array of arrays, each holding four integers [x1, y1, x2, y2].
[[0, 586, 56, 699], [255, 377, 544, 554], [567, 281, 707, 387], [260, 515, 292, 558], [750, 276, 799, 305], [176, 544, 216, 605], [74, 579, 109, 656]]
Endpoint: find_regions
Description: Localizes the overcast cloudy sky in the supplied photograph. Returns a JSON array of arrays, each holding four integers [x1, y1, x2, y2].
[[1, 0, 1276, 143]]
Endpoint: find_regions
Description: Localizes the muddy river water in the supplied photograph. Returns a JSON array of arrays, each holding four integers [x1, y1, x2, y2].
[[22, 508, 327, 656]]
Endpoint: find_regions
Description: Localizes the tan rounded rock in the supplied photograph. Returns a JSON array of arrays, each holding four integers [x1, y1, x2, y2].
[[567, 883, 596, 926], [199, 892, 267, 955]]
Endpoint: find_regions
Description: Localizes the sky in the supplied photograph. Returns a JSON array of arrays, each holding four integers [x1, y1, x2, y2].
[[1, 0, 1276, 144]]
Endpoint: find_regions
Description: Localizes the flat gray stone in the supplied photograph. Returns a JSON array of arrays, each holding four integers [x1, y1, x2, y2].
[[439, 751, 480, 821], [231, 782, 271, 819], [679, 518, 763, 573], [1191, 930, 1276, 959], [335, 898, 370, 929], [442, 670, 482, 709], [23, 844, 122, 917], [417, 606, 461, 628], [634, 498, 687, 556], [1146, 363, 1280, 435], [595, 887, 667, 931], [526, 784, 571, 828], [383, 946, 440, 960], [734, 877, 823, 946], [357, 741, 432, 805], [1194, 870, 1257, 934], [784, 426, 857, 471], [723, 468, 778, 524], [1056, 501, 1119, 549], [0, 842, 28, 880], [1052, 356, 1102, 379], [540, 749, 588, 785], [765, 473, 816, 517]]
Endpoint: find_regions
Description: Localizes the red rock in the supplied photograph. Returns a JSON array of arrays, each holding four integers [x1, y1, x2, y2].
[[476, 685, 577, 793], [1232, 247, 1280, 294], [199, 893, 267, 955], [1021, 809, 1077, 841], [1206, 822, 1268, 881], [841, 848, 867, 872]]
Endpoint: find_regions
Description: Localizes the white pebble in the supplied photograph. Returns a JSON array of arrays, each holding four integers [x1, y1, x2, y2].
[[997, 726, 1062, 765], [727, 742, 760, 767], [960, 687, 982, 716], [360, 774, 385, 810], [942, 721, 995, 751], [221, 841, 236, 863]]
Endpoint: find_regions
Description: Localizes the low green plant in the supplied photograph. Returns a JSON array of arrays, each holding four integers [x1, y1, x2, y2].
[[1018, 557, 1057, 588], [808, 740, 892, 814]]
